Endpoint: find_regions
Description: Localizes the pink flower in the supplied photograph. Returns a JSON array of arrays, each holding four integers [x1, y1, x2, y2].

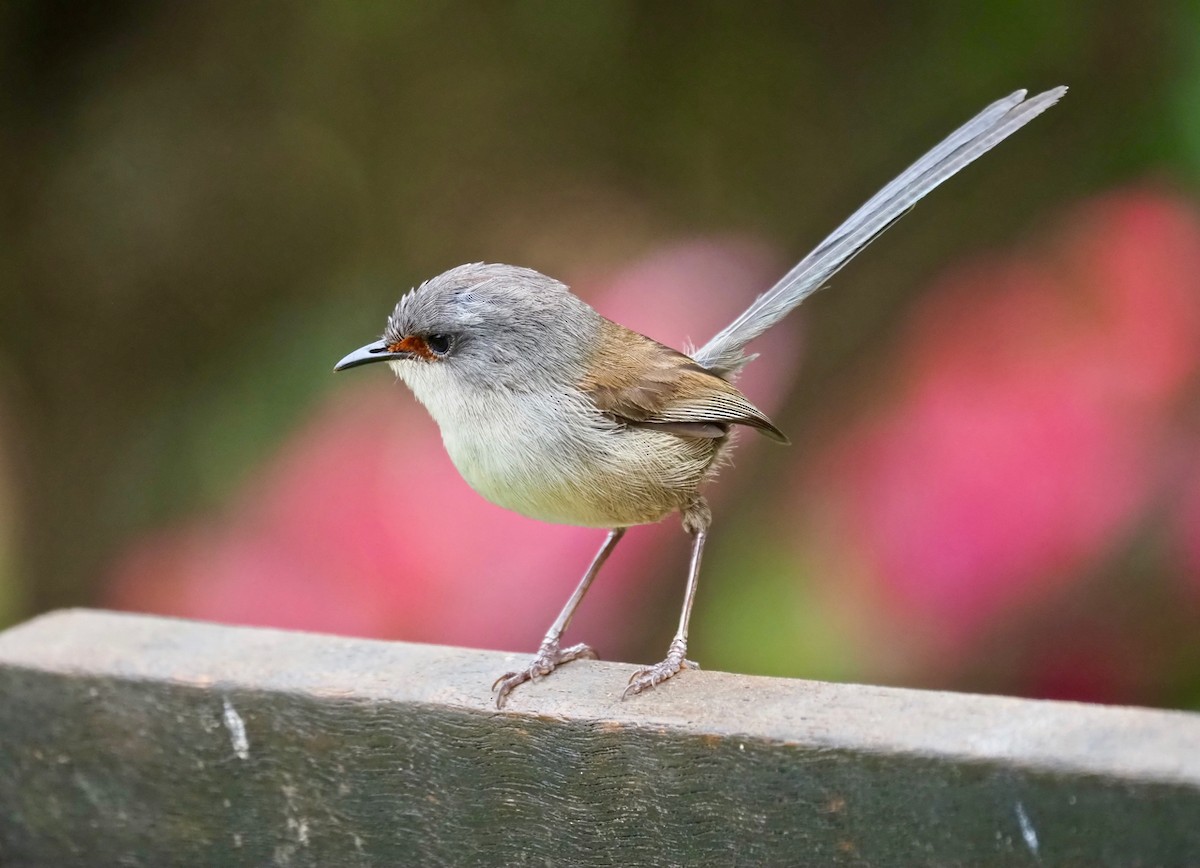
[[799, 190, 1200, 665], [106, 238, 801, 656]]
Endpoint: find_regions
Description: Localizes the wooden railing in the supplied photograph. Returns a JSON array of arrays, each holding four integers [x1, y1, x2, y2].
[[1, 609, 1197, 866]]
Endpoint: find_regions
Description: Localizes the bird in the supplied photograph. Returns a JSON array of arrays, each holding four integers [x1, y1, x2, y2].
[[334, 87, 1066, 707]]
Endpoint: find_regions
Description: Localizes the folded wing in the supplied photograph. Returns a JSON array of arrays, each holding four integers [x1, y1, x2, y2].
[[580, 319, 788, 443]]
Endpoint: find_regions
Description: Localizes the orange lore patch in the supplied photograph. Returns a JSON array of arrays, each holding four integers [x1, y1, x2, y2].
[[388, 335, 436, 361]]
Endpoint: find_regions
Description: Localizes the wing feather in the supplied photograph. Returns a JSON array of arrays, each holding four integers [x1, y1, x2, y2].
[[579, 319, 789, 443]]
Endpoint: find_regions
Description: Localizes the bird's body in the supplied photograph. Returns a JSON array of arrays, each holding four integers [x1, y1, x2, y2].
[[335, 87, 1067, 706], [389, 282, 773, 529], [424, 387, 717, 529], [400, 343, 716, 528], [396, 343, 632, 527]]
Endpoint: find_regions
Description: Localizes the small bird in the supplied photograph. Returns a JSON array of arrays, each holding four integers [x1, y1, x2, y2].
[[335, 87, 1066, 707]]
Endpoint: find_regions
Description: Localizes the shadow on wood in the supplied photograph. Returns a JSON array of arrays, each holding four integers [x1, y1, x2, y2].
[[0, 609, 1198, 866]]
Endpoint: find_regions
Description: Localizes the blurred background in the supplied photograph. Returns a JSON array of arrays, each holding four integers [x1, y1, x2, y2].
[[3, 1, 1200, 709]]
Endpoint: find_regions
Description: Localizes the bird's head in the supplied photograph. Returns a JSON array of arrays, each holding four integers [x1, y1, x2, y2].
[[334, 263, 599, 391]]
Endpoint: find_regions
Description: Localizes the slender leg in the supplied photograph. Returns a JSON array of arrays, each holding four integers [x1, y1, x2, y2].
[[492, 528, 626, 708], [623, 523, 707, 699]]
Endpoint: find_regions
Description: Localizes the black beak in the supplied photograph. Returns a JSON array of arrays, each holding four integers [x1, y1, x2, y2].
[[333, 340, 410, 372]]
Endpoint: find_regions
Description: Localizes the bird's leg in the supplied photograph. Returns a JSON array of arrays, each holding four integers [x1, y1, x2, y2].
[[492, 527, 626, 708], [624, 504, 709, 699]]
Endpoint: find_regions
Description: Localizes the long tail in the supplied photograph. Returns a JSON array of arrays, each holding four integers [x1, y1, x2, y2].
[[693, 86, 1067, 376]]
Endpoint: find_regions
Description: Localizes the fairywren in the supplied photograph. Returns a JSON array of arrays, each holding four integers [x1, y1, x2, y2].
[[335, 87, 1065, 707]]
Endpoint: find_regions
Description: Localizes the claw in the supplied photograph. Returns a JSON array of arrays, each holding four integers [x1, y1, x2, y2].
[[492, 640, 597, 708]]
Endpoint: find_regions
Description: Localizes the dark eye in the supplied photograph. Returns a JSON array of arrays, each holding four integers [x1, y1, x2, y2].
[[426, 333, 452, 356]]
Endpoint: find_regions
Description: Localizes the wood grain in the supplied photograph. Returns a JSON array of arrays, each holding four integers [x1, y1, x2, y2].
[[1, 609, 1197, 867]]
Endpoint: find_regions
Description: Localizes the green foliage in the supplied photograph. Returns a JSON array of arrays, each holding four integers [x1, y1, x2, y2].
[[696, 533, 866, 683]]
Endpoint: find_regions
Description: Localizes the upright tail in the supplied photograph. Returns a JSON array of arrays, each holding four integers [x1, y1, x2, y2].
[[693, 86, 1067, 376]]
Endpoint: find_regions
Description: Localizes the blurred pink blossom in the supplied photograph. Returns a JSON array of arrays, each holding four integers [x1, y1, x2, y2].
[[800, 189, 1200, 666], [106, 238, 800, 655]]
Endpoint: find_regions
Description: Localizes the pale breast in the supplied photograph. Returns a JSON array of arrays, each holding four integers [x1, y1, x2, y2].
[[396, 363, 714, 528]]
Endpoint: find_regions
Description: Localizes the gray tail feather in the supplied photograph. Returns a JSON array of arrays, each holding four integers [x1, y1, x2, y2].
[[692, 86, 1067, 376]]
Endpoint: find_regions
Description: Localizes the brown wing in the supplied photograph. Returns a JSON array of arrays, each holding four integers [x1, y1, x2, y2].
[[579, 319, 789, 443]]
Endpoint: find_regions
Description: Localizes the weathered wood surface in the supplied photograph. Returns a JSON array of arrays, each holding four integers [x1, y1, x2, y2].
[[0, 610, 1197, 867]]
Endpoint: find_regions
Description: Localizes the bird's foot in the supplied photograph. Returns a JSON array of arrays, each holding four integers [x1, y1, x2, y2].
[[622, 637, 698, 699], [492, 639, 597, 708]]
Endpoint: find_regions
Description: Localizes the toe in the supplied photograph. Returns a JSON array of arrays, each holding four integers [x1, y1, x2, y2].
[[621, 674, 657, 700], [493, 676, 524, 709], [491, 670, 521, 692], [559, 643, 598, 662]]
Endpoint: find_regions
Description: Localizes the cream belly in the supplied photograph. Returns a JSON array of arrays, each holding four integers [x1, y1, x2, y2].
[[395, 363, 715, 527]]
